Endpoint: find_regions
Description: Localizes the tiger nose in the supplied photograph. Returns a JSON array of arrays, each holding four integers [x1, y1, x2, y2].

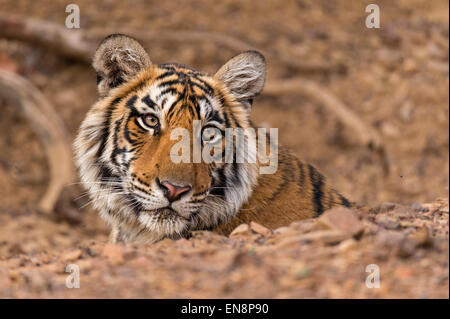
[[158, 179, 192, 202]]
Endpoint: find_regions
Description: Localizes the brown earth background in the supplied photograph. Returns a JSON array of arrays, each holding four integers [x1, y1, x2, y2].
[[0, 0, 448, 298]]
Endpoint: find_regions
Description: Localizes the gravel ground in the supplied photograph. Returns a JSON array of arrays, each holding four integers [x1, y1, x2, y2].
[[0, 199, 447, 298]]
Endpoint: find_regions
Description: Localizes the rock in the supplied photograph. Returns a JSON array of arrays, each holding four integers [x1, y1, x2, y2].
[[379, 202, 396, 212], [376, 230, 405, 247], [300, 230, 347, 245], [123, 250, 139, 260], [410, 227, 433, 248], [375, 215, 400, 230], [289, 219, 316, 233], [396, 238, 417, 258], [376, 230, 417, 258], [229, 224, 252, 238], [278, 230, 347, 247], [393, 206, 414, 218], [411, 202, 429, 213], [103, 244, 124, 265], [316, 207, 364, 238], [61, 249, 82, 262], [249, 222, 271, 236], [273, 226, 291, 235], [380, 122, 400, 137], [336, 238, 358, 252]]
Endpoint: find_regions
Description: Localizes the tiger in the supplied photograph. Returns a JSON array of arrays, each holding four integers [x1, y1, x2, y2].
[[74, 34, 351, 244]]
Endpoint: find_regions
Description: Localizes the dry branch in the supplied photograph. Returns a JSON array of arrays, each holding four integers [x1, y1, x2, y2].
[[0, 12, 95, 63], [0, 69, 75, 213]]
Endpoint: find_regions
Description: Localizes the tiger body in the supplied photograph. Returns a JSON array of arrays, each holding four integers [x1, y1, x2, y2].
[[74, 34, 350, 244]]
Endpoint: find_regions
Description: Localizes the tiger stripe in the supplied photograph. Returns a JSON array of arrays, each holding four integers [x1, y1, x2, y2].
[[75, 34, 352, 243]]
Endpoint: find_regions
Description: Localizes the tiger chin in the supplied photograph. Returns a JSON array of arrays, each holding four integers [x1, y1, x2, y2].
[[74, 34, 351, 244]]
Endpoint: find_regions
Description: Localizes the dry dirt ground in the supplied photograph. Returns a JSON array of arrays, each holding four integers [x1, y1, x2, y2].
[[0, 0, 448, 298]]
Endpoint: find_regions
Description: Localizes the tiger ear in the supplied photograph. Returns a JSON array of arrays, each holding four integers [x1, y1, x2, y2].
[[92, 34, 151, 97], [214, 50, 266, 107]]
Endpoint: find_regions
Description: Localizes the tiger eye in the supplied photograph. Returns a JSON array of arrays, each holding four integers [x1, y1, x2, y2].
[[142, 114, 159, 128], [202, 126, 222, 144]]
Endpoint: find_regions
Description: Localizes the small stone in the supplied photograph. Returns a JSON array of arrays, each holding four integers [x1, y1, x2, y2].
[[396, 238, 417, 258], [289, 220, 316, 233], [229, 224, 252, 238], [393, 206, 414, 218], [375, 215, 400, 230], [278, 230, 347, 247], [410, 227, 433, 248], [30, 257, 41, 266], [376, 230, 404, 247], [300, 230, 347, 245], [316, 207, 364, 238], [381, 122, 400, 137], [249, 222, 271, 236], [376, 230, 416, 258], [273, 226, 291, 235], [336, 238, 358, 252], [61, 249, 82, 262], [123, 250, 139, 260]]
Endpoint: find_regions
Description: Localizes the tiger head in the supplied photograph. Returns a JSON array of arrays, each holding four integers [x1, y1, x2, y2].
[[74, 34, 267, 243]]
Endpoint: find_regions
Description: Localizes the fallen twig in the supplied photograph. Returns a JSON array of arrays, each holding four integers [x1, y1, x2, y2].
[[0, 69, 76, 213]]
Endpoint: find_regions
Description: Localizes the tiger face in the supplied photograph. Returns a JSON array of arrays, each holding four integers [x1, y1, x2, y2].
[[74, 34, 266, 243]]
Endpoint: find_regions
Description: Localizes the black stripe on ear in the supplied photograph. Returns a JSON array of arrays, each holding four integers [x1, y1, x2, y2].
[[308, 164, 325, 215]]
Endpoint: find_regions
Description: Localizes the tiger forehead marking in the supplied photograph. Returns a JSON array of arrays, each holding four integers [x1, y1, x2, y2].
[[74, 34, 351, 244]]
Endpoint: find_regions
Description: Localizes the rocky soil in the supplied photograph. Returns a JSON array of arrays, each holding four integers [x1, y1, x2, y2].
[[0, 199, 447, 298]]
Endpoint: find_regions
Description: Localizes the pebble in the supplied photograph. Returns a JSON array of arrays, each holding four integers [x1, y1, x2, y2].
[[278, 230, 347, 247], [103, 244, 124, 265], [249, 222, 272, 236], [229, 224, 252, 238], [61, 249, 82, 262], [379, 202, 396, 212], [316, 207, 364, 238], [375, 215, 400, 230], [412, 202, 429, 212]]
